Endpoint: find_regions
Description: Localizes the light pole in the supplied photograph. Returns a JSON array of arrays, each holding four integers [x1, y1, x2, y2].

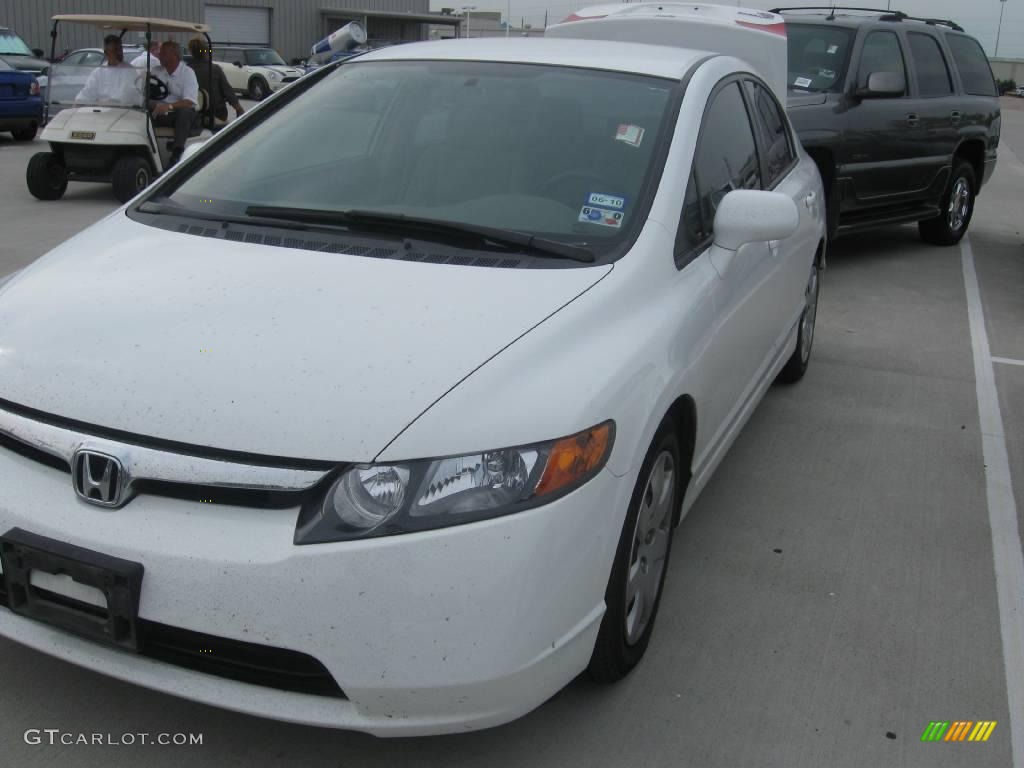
[[460, 5, 476, 38], [995, 0, 1007, 58], [506, 0, 511, 37]]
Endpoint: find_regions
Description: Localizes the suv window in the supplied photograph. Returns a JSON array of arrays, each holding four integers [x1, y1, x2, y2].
[[858, 31, 906, 90], [946, 34, 997, 96], [786, 24, 854, 93], [676, 81, 761, 262], [744, 80, 795, 188], [907, 33, 952, 97]]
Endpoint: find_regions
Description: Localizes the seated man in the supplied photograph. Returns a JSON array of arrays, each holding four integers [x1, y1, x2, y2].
[[74, 34, 140, 106], [151, 41, 199, 166], [187, 38, 244, 129]]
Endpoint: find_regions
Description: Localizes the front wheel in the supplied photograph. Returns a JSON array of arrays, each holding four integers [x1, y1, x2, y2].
[[248, 77, 269, 101], [588, 423, 681, 683], [918, 160, 976, 246], [111, 155, 153, 204], [777, 256, 821, 384], [26, 151, 67, 200]]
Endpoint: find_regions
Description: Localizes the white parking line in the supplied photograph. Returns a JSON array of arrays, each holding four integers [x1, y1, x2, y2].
[[993, 357, 1024, 368], [962, 235, 1024, 767]]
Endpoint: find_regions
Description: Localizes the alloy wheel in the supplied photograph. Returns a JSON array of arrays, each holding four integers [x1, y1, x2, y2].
[[624, 450, 675, 646], [800, 262, 820, 363], [948, 176, 970, 233]]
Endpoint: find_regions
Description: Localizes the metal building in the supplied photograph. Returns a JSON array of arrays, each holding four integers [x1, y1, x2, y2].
[[2, 0, 461, 63]]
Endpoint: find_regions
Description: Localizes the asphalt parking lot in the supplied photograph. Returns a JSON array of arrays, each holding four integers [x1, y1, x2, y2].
[[0, 100, 1022, 767]]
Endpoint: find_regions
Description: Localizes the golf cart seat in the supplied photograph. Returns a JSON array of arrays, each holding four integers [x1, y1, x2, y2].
[[154, 89, 207, 139]]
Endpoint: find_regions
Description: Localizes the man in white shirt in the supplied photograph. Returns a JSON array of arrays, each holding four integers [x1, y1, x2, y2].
[[151, 41, 199, 166], [130, 40, 161, 70], [74, 35, 140, 106]]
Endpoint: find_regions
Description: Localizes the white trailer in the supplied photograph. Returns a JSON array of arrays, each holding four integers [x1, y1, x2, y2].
[[546, 3, 788, 102]]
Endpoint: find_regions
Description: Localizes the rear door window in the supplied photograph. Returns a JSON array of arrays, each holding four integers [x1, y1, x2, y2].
[[743, 79, 795, 188], [907, 33, 953, 97], [945, 34, 997, 96], [857, 31, 907, 90]]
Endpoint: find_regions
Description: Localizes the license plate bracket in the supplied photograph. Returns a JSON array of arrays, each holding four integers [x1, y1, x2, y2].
[[0, 527, 144, 651]]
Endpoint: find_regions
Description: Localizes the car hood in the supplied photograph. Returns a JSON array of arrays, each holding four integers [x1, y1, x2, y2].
[[262, 65, 304, 77], [0, 217, 610, 462], [3, 54, 49, 73], [786, 90, 829, 108]]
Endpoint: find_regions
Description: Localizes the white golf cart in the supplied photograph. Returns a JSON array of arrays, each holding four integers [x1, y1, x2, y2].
[[26, 15, 214, 203]]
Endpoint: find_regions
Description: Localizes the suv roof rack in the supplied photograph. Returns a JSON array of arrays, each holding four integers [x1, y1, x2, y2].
[[770, 7, 964, 32]]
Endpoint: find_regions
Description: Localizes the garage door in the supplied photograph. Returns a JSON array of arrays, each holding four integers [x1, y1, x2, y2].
[[205, 5, 271, 46]]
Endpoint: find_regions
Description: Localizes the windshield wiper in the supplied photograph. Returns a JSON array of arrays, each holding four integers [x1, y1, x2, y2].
[[136, 200, 310, 230], [244, 205, 595, 263]]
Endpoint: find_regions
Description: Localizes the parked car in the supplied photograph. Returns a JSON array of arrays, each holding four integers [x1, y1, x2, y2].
[[0, 56, 42, 140], [1015, 85, 1024, 98], [212, 46, 305, 100], [0, 4, 825, 736], [774, 7, 1000, 244], [0, 27, 48, 76]]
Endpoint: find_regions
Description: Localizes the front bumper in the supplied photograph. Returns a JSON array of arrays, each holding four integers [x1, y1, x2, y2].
[[0, 444, 628, 735]]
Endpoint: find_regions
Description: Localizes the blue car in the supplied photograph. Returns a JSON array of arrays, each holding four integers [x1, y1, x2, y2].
[[0, 56, 42, 141]]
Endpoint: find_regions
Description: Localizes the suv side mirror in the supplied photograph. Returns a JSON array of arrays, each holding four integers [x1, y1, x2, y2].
[[233, 60, 243, 67], [858, 71, 905, 98], [712, 190, 799, 251], [32, 48, 45, 58]]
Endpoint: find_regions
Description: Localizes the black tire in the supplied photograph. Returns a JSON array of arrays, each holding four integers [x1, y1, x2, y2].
[[111, 155, 153, 204], [248, 77, 269, 101], [11, 123, 37, 141], [26, 151, 67, 201], [588, 421, 683, 683], [777, 254, 822, 384], [918, 160, 976, 246]]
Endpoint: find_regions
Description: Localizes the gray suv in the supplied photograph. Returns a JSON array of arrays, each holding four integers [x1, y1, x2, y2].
[[774, 7, 1000, 245]]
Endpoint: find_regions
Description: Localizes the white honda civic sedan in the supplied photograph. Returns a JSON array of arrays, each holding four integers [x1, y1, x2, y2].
[[0, 31, 824, 736]]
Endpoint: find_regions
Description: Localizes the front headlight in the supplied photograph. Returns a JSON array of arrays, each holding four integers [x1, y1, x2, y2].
[[295, 421, 614, 544], [266, 71, 279, 80]]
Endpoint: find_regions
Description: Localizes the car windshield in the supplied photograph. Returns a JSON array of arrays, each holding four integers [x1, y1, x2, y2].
[[157, 60, 675, 248], [245, 49, 287, 66], [786, 24, 854, 92], [0, 29, 34, 57]]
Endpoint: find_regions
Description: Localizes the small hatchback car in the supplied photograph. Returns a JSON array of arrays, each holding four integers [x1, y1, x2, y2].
[[0, 4, 825, 736]]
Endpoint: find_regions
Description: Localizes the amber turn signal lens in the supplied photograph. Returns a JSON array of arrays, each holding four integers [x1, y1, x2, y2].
[[535, 422, 613, 497]]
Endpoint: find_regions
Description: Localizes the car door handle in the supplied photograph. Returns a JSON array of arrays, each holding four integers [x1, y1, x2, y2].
[[804, 191, 817, 210], [906, 113, 919, 127], [950, 110, 962, 125]]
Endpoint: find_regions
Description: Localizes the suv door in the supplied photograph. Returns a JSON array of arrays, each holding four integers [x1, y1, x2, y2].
[[842, 29, 924, 204], [904, 31, 959, 200]]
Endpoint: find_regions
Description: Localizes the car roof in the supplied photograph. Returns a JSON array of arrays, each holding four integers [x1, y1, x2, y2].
[[776, 9, 962, 33], [355, 38, 709, 80]]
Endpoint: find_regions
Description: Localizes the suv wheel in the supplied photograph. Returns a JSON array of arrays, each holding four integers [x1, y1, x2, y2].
[[919, 160, 976, 246], [248, 77, 269, 101]]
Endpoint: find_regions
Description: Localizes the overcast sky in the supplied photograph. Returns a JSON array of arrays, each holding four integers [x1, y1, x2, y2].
[[429, 0, 1024, 59]]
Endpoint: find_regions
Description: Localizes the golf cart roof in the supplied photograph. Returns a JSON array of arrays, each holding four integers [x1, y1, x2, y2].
[[51, 15, 210, 34]]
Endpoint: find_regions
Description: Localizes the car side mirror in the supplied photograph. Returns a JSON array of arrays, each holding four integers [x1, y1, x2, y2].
[[32, 48, 45, 58], [233, 61, 243, 67], [857, 71, 905, 98], [712, 190, 799, 251]]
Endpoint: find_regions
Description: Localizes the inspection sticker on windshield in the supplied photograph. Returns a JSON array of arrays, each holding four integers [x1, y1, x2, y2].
[[794, 77, 812, 88], [587, 192, 626, 211], [579, 206, 624, 228], [615, 124, 645, 147]]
